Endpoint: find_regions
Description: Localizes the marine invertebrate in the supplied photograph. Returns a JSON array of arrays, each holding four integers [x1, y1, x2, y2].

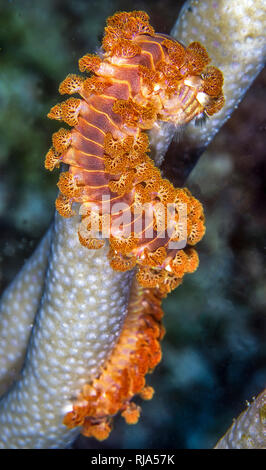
[[0, 0, 265, 449], [46, 10, 223, 296]]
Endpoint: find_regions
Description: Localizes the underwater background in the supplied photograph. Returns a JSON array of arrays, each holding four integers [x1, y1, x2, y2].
[[0, 0, 265, 449]]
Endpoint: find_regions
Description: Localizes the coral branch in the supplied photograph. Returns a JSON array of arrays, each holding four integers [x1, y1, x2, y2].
[[0, 229, 51, 396], [0, 212, 133, 448], [149, 0, 266, 185]]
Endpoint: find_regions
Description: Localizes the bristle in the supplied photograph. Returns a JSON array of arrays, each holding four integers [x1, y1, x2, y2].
[[44, 9, 224, 441]]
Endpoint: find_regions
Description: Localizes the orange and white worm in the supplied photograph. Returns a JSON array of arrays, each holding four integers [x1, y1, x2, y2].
[[45, 11, 224, 440]]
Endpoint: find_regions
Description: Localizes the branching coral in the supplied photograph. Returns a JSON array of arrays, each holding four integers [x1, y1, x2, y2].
[[150, 0, 266, 183], [0, 229, 51, 397], [0, 212, 134, 448], [0, 0, 265, 449], [215, 389, 266, 449], [46, 10, 223, 296]]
